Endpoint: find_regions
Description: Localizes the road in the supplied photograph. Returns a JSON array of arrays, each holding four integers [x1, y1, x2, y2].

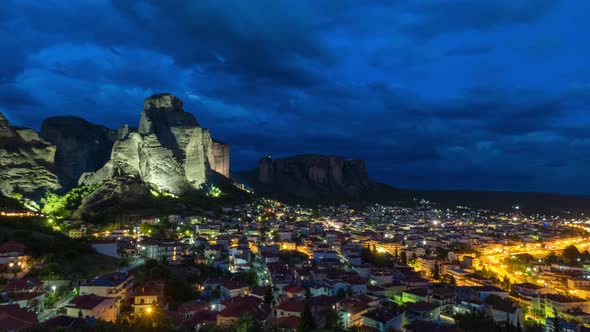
[[119, 257, 145, 273], [478, 236, 590, 286], [38, 294, 75, 322]]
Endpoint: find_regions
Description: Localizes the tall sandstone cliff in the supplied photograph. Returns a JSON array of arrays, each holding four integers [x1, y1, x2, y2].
[[80, 93, 229, 196], [40, 116, 117, 190], [255, 154, 375, 200], [0, 113, 60, 199]]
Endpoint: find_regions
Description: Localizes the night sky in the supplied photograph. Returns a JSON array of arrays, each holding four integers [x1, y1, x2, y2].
[[1, 1, 589, 194]]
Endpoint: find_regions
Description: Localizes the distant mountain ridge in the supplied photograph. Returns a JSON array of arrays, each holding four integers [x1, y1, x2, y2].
[[237, 155, 590, 214]]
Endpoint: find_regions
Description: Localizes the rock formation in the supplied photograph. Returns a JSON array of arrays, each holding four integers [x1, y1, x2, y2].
[[81, 93, 229, 196], [0, 112, 60, 199], [212, 141, 230, 177], [254, 154, 375, 200], [40, 116, 117, 189]]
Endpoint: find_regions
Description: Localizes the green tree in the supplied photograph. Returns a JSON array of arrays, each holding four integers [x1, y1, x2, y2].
[[502, 275, 511, 290], [311, 209, 321, 219], [484, 294, 502, 305], [449, 275, 457, 287], [552, 307, 562, 332], [563, 245, 581, 265], [263, 287, 274, 305], [545, 252, 559, 264], [298, 302, 316, 332], [235, 314, 262, 332], [400, 250, 407, 265], [305, 287, 312, 299], [454, 310, 499, 332], [432, 261, 441, 280], [323, 308, 342, 330]]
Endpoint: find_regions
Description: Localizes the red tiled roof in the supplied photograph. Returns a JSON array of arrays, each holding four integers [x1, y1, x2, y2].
[[406, 301, 439, 312], [276, 298, 304, 313], [219, 301, 270, 320], [404, 288, 428, 297], [363, 308, 401, 323], [220, 280, 248, 290], [0, 241, 26, 254], [282, 285, 306, 294], [69, 294, 112, 310], [0, 304, 37, 330], [1, 278, 42, 292], [134, 280, 165, 297], [493, 300, 518, 314], [177, 301, 209, 315]]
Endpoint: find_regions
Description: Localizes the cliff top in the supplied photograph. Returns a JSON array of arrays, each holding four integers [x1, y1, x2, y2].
[[144, 93, 184, 112]]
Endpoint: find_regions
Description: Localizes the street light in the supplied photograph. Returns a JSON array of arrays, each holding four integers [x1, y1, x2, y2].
[[146, 306, 153, 314], [51, 285, 56, 292]]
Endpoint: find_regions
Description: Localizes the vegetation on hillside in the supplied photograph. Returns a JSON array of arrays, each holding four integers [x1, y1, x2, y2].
[[0, 217, 119, 278], [40, 184, 99, 218]]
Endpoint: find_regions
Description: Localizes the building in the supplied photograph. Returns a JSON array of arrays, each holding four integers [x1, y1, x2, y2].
[[79, 271, 133, 302], [141, 241, 189, 265], [65, 295, 118, 322], [0, 304, 38, 331], [69, 226, 87, 239], [220, 281, 249, 299], [0, 241, 28, 267], [363, 308, 405, 332], [133, 280, 165, 314]]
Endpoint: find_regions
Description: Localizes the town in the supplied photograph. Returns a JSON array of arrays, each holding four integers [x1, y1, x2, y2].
[[0, 198, 589, 331]]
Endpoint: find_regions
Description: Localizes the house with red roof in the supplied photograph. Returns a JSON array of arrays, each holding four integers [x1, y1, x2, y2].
[[405, 301, 440, 322], [132, 280, 165, 314], [281, 285, 306, 299], [274, 298, 304, 319], [217, 296, 270, 326], [491, 299, 523, 327], [0, 241, 29, 276], [220, 280, 248, 299], [79, 271, 133, 302], [362, 307, 405, 332], [0, 278, 45, 312], [65, 294, 118, 322], [0, 304, 37, 331], [0, 241, 26, 261]]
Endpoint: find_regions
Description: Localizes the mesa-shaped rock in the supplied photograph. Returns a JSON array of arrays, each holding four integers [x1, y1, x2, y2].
[[0, 112, 60, 199], [41, 116, 117, 190], [255, 154, 375, 200], [81, 93, 229, 196]]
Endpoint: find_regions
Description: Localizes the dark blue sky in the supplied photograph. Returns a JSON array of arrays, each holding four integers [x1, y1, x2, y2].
[[1, 1, 589, 194]]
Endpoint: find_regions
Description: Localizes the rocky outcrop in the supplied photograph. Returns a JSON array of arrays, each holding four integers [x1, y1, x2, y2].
[[212, 141, 230, 177], [81, 93, 229, 197], [40, 116, 117, 190], [254, 154, 375, 200], [0, 113, 60, 199]]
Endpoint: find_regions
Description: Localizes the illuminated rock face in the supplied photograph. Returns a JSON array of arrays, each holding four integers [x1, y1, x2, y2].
[[0, 112, 61, 199], [82, 93, 229, 195], [256, 154, 375, 200], [212, 141, 230, 177]]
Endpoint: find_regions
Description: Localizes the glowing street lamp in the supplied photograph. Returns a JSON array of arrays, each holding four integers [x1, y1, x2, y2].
[[146, 306, 153, 314]]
